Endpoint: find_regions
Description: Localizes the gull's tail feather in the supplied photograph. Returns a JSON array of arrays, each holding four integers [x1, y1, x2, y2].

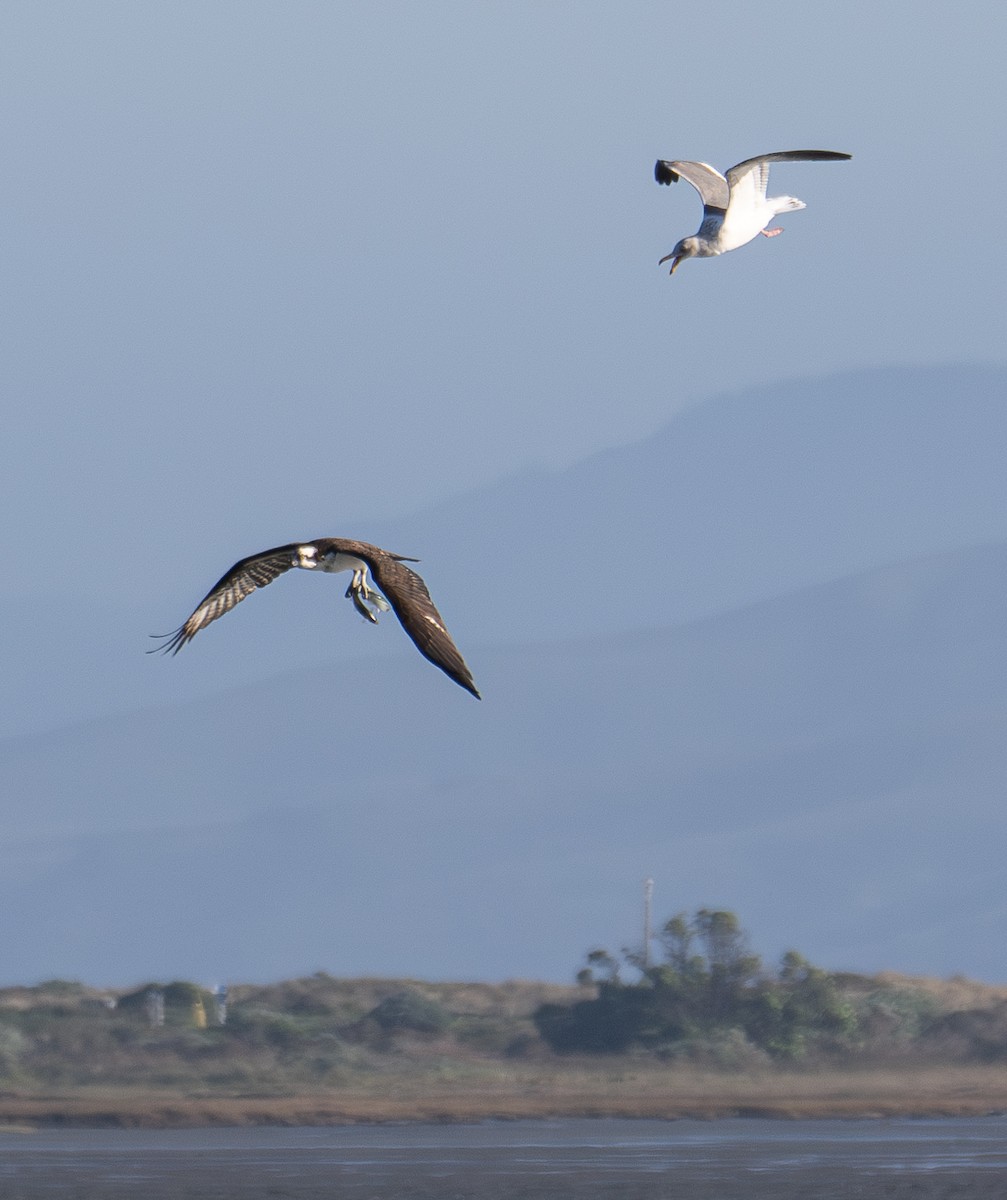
[[770, 195, 806, 216]]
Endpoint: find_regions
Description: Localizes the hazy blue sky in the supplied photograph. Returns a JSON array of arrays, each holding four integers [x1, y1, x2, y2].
[[1, 1, 1004, 612], [1, 3, 1006, 984]]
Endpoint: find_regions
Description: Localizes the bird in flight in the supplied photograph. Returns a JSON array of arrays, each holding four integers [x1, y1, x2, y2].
[[150, 537, 480, 698], [654, 150, 851, 274]]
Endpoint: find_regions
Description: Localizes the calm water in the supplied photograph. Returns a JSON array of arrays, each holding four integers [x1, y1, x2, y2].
[[0, 1117, 1005, 1198]]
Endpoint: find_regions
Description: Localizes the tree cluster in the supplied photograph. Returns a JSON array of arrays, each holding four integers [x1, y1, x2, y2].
[[534, 909, 856, 1059]]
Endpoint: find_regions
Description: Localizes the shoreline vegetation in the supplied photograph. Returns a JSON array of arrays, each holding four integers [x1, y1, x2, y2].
[[1, 964, 1007, 1128]]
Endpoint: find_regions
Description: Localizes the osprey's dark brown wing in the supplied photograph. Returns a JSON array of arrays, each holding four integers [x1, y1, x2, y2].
[[149, 543, 300, 655], [347, 544, 480, 699]]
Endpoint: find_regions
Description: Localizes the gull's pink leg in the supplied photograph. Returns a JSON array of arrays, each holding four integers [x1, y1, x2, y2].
[[760, 227, 783, 238]]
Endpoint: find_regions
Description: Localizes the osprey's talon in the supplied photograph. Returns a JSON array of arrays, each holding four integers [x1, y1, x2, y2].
[[350, 586, 379, 624]]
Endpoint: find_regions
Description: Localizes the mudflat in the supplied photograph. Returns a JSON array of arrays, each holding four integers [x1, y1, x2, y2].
[[1, 1118, 1006, 1199]]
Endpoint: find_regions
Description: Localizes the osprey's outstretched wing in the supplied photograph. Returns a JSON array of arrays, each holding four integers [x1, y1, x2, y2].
[[149, 544, 300, 655], [344, 542, 480, 699]]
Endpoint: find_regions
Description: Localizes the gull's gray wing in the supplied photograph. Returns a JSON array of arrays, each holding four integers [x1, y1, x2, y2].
[[654, 159, 730, 214], [725, 150, 852, 195], [150, 544, 300, 655]]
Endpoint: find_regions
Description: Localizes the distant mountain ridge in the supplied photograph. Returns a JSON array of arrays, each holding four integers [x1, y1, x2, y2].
[[2, 537, 1007, 985], [367, 361, 1007, 644], [3, 361, 1004, 737]]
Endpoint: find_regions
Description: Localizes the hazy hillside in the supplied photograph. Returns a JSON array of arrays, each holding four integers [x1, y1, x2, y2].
[[2, 363, 1005, 737], [2, 538, 1006, 985], [368, 362, 1007, 641]]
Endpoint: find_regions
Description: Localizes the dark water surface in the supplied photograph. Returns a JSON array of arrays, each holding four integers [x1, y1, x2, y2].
[[0, 1117, 1005, 1198]]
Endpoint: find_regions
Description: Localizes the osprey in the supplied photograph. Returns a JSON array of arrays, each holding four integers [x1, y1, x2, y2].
[[150, 537, 480, 698], [654, 150, 851, 274]]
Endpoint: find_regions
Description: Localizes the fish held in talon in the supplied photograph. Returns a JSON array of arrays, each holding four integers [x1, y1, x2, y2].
[[654, 149, 851, 273], [150, 537, 480, 698]]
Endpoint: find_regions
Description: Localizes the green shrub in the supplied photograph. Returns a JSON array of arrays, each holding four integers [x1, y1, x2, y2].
[[536, 911, 858, 1059], [368, 990, 451, 1034]]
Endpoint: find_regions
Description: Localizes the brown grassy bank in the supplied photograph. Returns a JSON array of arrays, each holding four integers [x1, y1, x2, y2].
[[2, 1064, 1007, 1127]]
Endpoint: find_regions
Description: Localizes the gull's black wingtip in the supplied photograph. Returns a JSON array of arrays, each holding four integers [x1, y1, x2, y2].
[[654, 160, 678, 186], [784, 150, 852, 162]]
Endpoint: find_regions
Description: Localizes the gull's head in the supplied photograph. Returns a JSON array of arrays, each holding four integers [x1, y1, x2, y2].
[[659, 236, 699, 276]]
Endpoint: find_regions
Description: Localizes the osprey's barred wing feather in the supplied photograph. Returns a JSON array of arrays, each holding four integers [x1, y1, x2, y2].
[[355, 546, 480, 699], [149, 544, 299, 655]]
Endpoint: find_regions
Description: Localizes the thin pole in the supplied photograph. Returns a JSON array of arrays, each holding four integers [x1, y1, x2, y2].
[[643, 877, 654, 969]]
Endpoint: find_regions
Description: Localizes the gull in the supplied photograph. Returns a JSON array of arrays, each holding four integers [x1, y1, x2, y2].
[[654, 150, 851, 274], [150, 537, 480, 698]]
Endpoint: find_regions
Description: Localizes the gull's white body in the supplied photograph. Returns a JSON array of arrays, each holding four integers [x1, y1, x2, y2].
[[714, 167, 803, 253], [655, 150, 851, 272]]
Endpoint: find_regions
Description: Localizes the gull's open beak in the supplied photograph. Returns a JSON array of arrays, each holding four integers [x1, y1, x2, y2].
[[658, 252, 683, 276]]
